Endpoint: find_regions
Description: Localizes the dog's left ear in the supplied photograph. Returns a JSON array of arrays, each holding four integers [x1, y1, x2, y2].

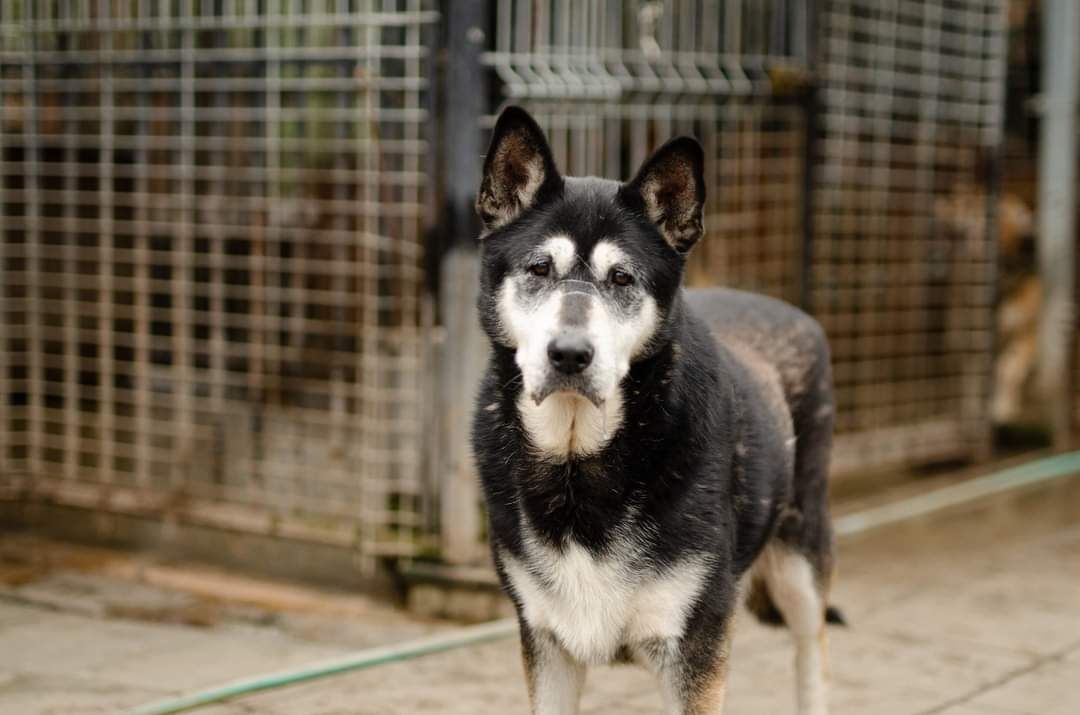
[[476, 106, 562, 235], [621, 137, 706, 253]]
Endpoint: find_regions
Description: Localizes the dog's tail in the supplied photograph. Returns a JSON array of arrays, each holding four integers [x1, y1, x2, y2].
[[744, 577, 849, 628]]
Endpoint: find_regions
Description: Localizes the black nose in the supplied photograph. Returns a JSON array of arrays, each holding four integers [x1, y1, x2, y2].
[[547, 335, 594, 375]]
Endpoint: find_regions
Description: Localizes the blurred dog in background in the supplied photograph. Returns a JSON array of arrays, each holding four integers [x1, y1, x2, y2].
[[936, 187, 1039, 424]]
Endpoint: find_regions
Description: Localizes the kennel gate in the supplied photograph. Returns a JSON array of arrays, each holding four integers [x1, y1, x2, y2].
[[0, 1, 1010, 571], [479, 0, 1008, 480]]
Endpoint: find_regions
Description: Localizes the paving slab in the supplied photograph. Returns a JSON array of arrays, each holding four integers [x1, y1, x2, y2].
[[970, 645, 1080, 715], [1, 472, 1079, 714], [0, 672, 171, 715]]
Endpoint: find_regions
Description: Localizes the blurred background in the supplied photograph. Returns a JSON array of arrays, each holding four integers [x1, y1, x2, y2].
[[0, 2, 1077, 713]]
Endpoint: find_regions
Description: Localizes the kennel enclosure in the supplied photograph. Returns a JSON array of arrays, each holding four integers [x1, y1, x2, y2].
[[478, 0, 1007, 478], [1, 1, 1015, 569]]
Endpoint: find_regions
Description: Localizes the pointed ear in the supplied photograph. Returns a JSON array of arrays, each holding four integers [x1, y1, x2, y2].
[[622, 137, 706, 253], [476, 106, 561, 234]]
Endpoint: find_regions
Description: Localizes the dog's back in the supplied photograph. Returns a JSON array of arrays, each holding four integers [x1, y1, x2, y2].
[[687, 287, 836, 581]]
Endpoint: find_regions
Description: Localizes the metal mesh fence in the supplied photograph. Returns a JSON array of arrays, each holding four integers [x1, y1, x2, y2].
[[0, 1, 1014, 574], [484, 0, 1009, 474], [483, 0, 812, 304], [813, 0, 1007, 472], [0, 1, 437, 570]]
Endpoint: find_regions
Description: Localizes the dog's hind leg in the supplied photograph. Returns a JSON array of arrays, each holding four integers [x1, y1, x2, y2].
[[756, 543, 829, 715], [520, 626, 586, 715], [763, 358, 835, 715]]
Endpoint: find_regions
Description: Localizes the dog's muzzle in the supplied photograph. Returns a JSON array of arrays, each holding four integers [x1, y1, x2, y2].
[[530, 279, 604, 407]]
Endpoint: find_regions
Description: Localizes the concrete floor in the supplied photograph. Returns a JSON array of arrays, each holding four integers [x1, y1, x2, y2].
[[1, 472, 1079, 715]]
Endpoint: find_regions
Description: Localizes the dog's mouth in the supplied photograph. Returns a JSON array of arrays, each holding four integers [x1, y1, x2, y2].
[[530, 380, 604, 409]]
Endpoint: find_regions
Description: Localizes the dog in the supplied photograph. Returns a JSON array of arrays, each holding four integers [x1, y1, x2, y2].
[[935, 186, 1040, 424], [471, 106, 841, 715]]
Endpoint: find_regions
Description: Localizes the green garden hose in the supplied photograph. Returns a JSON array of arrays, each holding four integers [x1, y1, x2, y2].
[[123, 618, 518, 715], [124, 450, 1080, 715]]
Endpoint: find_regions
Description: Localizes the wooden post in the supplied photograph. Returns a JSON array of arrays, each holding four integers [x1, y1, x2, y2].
[[1036, 0, 1079, 448]]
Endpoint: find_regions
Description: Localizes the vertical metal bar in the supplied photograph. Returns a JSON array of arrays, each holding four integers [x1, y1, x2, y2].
[[0, 6, 8, 479], [262, 0, 282, 501], [62, 20, 79, 481], [133, 0, 151, 488], [404, 0, 425, 549], [977, 0, 1008, 461], [1037, 0, 1078, 447], [98, 0, 115, 483], [173, 0, 196, 488], [421, 0, 445, 537], [444, 0, 487, 248], [799, 0, 819, 313], [21, 0, 40, 477], [329, 0, 349, 521], [359, 0, 380, 572], [210, 1, 229, 490], [438, 0, 489, 565]]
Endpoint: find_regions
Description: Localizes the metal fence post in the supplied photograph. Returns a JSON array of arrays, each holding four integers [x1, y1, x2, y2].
[[1036, 0, 1078, 447], [437, 0, 490, 564], [800, 0, 819, 315]]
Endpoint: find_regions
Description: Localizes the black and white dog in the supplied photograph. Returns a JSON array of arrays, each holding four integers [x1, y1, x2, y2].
[[472, 107, 840, 715]]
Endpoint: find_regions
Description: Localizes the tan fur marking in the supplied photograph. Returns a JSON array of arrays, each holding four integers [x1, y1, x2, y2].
[[685, 643, 731, 715], [752, 544, 829, 715]]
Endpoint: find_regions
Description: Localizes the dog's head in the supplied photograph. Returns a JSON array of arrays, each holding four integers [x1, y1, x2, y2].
[[476, 106, 705, 412]]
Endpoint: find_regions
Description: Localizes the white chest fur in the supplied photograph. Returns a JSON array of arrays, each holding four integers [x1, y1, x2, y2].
[[517, 391, 624, 459], [501, 535, 711, 665]]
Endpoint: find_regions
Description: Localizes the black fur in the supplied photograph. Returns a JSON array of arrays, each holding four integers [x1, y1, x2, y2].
[[471, 106, 838, 707]]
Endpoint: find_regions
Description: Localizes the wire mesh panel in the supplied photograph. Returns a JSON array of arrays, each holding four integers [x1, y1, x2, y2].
[[0, 1, 436, 570], [483, 0, 813, 303], [813, 0, 1008, 472], [485, 0, 1009, 476]]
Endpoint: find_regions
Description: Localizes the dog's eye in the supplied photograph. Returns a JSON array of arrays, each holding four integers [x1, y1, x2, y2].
[[528, 261, 551, 278], [610, 269, 633, 287]]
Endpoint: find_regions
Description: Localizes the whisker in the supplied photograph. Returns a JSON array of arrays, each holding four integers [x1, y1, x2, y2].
[[500, 373, 524, 392], [575, 252, 600, 281]]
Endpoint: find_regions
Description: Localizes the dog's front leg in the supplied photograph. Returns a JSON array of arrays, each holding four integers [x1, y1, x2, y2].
[[520, 624, 586, 715], [653, 633, 731, 715]]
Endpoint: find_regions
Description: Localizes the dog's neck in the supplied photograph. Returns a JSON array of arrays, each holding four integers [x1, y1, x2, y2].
[[489, 311, 704, 550]]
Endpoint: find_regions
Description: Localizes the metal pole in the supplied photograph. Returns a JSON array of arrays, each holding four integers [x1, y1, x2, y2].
[[1036, 0, 1079, 448], [437, 0, 490, 564], [444, 0, 488, 247], [980, 2, 1009, 461], [799, 0, 820, 314]]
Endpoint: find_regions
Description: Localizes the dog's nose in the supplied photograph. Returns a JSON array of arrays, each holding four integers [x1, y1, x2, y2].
[[547, 335, 594, 375]]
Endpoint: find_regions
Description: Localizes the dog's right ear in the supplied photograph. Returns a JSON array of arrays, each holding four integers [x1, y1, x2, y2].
[[476, 106, 561, 235]]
